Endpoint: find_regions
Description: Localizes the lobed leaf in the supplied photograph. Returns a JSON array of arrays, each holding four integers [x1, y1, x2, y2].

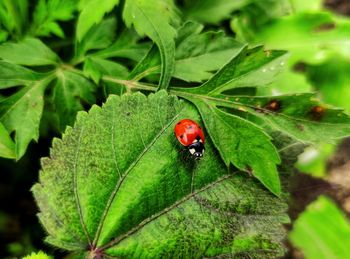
[[0, 75, 54, 159], [33, 91, 288, 257], [129, 21, 245, 83], [190, 99, 281, 196], [123, 0, 177, 89]]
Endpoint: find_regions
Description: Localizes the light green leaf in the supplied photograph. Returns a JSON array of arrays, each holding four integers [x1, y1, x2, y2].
[[308, 56, 350, 112], [54, 70, 96, 130], [178, 46, 287, 95], [183, 0, 252, 24], [0, 121, 15, 159], [0, 61, 45, 89], [0, 37, 59, 66], [123, 0, 177, 89], [129, 22, 245, 82], [33, 91, 288, 257], [23, 251, 52, 259], [296, 144, 336, 178], [75, 17, 117, 60], [76, 0, 120, 41], [0, 75, 54, 159], [84, 56, 128, 83], [190, 99, 281, 196], [290, 196, 350, 259], [31, 0, 77, 38], [0, 0, 28, 37]]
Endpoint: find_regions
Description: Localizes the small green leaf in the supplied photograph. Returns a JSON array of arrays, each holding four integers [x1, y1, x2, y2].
[[75, 17, 117, 60], [76, 0, 120, 41], [179, 46, 287, 95], [190, 98, 281, 196], [123, 0, 177, 89], [53, 70, 96, 130], [183, 0, 251, 24], [0, 37, 59, 66], [290, 196, 350, 259], [84, 56, 128, 83], [0, 61, 45, 89], [0, 121, 15, 159], [91, 30, 151, 62], [33, 91, 287, 257], [31, 0, 77, 38], [0, 75, 54, 159]]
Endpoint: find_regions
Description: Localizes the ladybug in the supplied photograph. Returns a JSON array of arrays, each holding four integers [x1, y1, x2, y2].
[[174, 119, 205, 160]]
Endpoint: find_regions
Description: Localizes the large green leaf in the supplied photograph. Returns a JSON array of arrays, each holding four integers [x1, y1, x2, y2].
[[33, 91, 288, 258], [0, 37, 59, 66], [123, 0, 177, 90], [0, 121, 15, 159], [76, 0, 120, 41], [290, 196, 350, 259]]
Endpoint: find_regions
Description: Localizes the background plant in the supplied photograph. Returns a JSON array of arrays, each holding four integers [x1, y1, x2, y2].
[[0, 0, 350, 258]]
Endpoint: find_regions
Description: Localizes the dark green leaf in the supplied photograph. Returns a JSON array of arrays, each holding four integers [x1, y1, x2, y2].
[[32, 91, 287, 257], [0, 37, 60, 66], [53, 70, 96, 130], [75, 17, 117, 60], [0, 61, 46, 89], [31, 0, 77, 38], [84, 56, 128, 83], [0, 121, 15, 159], [123, 0, 177, 89], [91, 30, 150, 62], [290, 196, 350, 259], [77, 0, 120, 41]]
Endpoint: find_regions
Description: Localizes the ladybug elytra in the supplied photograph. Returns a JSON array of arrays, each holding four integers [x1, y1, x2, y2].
[[174, 119, 205, 160]]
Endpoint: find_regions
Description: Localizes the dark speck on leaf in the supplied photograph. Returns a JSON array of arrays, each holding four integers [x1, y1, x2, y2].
[[126, 112, 131, 116], [296, 123, 304, 131], [310, 105, 325, 121], [313, 23, 336, 32], [265, 100, 281, 112]]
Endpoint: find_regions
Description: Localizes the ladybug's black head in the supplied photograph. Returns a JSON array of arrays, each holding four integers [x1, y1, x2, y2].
[[188, 141, 205, 160]]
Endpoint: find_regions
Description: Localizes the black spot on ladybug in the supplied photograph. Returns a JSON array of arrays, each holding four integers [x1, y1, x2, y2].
[[187, 125, 193, 129], [198, 126, 201, 129], [265, 100, 281, 112], [309, 105, 325, 121], [177, 122, 181, 125], [180, 134, 184, 139]]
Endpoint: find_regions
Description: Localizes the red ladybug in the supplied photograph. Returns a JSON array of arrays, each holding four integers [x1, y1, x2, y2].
[[174, 119, 205, 160]]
